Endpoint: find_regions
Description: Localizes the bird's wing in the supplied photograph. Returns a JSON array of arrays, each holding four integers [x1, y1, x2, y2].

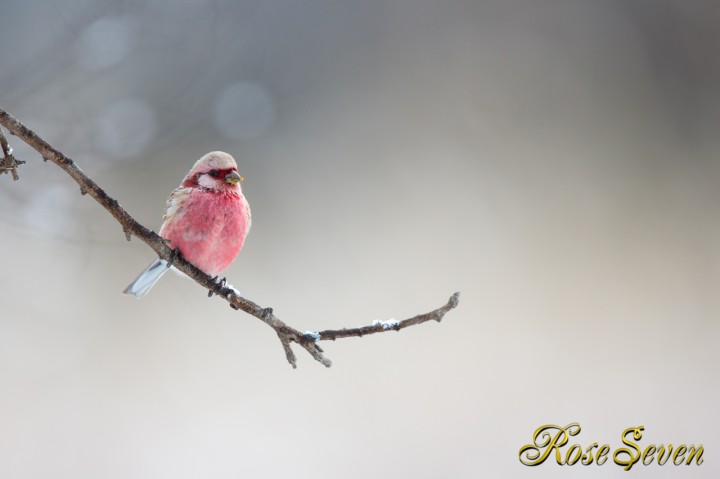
[[161, 186, 192, 225]]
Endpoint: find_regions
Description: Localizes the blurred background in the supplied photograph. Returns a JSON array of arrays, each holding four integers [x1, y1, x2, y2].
[[1, 0, 719, 477]]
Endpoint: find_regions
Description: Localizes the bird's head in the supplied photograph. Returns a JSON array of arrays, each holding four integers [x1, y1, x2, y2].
[[182, 151, 244, 192]]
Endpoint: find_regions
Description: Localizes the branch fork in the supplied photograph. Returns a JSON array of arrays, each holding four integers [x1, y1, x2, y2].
[[0, 127, 25, 180]]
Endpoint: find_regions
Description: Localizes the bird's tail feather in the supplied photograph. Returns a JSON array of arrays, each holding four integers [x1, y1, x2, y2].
[[123, 259, 169, 297]]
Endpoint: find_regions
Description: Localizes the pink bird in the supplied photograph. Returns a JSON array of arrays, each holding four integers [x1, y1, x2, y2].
[[123, 151, 251, 297]]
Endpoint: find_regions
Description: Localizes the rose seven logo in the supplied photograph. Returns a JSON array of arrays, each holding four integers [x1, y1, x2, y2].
[[519, 424, 703, 470]]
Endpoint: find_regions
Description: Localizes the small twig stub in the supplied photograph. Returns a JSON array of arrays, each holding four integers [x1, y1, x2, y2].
[[0, 127, 25, 180]]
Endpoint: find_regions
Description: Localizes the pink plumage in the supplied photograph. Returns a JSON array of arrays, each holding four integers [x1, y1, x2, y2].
[[123, 151, 251, 297]]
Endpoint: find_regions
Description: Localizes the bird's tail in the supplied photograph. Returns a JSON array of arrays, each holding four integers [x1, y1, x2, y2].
[[123, 259, 169, 297]]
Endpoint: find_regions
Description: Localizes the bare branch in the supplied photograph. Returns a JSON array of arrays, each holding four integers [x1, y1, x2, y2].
[[0, 106, 461, 367], [313, 292, 460, 341]]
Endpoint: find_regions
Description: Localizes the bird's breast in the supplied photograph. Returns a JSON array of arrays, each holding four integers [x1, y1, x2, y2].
[[160, 189, 251, 275]]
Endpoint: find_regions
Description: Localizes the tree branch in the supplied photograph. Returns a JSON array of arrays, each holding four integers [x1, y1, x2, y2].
[[0, 106, 460, 368]]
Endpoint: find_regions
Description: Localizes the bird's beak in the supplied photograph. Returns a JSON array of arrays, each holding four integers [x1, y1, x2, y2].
[[225, 170, 243, 184]]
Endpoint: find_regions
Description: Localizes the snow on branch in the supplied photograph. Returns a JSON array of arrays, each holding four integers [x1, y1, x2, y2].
[[0, 107, 460, 368]]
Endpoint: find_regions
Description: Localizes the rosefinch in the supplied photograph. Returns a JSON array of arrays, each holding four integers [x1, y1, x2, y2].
[[123, 151, 251, 297]]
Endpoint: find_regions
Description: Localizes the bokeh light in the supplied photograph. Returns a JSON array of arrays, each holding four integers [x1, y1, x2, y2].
[[213, 82, 276, 140], [93, 99, 157, 158], [74, 15, 136, 71]]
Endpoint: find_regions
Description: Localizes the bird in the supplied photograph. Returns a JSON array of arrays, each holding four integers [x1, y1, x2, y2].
[[123, 151, 251, 297]]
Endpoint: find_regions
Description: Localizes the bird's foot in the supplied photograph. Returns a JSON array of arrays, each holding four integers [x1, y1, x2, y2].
[[261, 307, 273, 320], [166, 247, 180, 268], [208, 276, 227, 297]]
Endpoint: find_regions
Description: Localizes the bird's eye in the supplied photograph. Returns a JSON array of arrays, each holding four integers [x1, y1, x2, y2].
[[209, 170, 218, 178]]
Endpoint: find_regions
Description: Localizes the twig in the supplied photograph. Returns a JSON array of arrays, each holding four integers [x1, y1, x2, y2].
[[0, 106, 460, 368], [0, 126, 25, 180]]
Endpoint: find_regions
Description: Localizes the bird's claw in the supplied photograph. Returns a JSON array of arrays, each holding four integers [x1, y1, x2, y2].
[[166, 247, 180, 268], [208, 276, 227, 297], [261, 307, 273, 320]]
